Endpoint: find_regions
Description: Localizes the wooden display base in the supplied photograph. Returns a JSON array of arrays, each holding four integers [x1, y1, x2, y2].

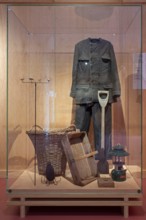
[[7, 167, 143, 218]]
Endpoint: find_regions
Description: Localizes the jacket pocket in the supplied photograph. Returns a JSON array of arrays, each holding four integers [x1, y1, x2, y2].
[[75, 86, 92, 103], [78, 59, 90, 72], [103, 83, 113, 89], [102, 54, 111, 60], [75, 85, 89, 97], [101, 54, 111, 71], [76, 85, 89, 89]]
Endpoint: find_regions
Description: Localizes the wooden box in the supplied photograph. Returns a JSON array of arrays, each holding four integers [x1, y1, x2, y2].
[[61, 132, 97, 186]]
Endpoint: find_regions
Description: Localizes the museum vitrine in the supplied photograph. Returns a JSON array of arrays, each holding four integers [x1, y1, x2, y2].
[[6, 4, 143, 217]]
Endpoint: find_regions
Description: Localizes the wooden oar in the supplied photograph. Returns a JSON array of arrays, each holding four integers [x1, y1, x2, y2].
[[97, 90, 109, 174]]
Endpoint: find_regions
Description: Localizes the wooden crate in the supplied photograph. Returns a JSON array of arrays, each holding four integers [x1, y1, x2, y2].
[[61, 132, 97, 186]]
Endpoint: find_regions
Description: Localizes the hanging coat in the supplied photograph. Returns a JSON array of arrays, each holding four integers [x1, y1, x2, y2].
[[70, 38, 121, 104]]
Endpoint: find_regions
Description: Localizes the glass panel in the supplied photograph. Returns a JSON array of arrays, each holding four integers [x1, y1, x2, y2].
[[7, 4, 142, 195]]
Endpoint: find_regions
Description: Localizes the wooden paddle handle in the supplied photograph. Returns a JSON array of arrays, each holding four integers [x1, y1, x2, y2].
[[98, 90, 109, 108], [97, 90, 109, 150]]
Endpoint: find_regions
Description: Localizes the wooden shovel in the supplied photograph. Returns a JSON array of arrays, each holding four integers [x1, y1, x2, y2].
[[97, 90, 109, 174]]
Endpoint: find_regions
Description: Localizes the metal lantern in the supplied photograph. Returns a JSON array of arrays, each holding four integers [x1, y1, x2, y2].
[[109, 144, 129, 182]]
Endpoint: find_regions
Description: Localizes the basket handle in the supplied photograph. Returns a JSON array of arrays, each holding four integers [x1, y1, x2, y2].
[[30, 125, 44, 132], [50, 124, 76, 133], [65, 124, 76, 132]]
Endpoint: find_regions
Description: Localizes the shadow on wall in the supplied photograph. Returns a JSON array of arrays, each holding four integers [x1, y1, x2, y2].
[[112, 98, 127, 147], [8, 125, 22, 153]]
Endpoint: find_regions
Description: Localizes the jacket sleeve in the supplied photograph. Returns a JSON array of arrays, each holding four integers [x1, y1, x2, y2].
[[70, 44, 79, 98], [110, 43, 121, 98]]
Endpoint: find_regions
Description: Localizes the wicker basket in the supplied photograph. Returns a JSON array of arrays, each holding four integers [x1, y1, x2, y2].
[[26, 125, 75, 176]]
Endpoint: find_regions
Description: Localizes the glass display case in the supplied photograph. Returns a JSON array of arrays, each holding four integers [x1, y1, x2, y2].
[[6, 4, 143, 217]]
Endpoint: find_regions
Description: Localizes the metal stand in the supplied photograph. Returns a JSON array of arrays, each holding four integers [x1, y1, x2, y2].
[[21, 78, 50, 185]]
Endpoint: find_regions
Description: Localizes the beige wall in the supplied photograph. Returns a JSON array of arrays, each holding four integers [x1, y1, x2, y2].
[[0, 1, 146, 178]]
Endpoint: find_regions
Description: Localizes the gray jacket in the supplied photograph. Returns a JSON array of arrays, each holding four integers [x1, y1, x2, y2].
[[70, 38, 121, 103]]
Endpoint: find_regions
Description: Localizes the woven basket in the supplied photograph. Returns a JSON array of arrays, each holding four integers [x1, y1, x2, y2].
[[26, 125, 75, 176]]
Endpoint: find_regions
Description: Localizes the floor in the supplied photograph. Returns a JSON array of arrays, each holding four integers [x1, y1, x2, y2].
[[0, 178, 146, 220]]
